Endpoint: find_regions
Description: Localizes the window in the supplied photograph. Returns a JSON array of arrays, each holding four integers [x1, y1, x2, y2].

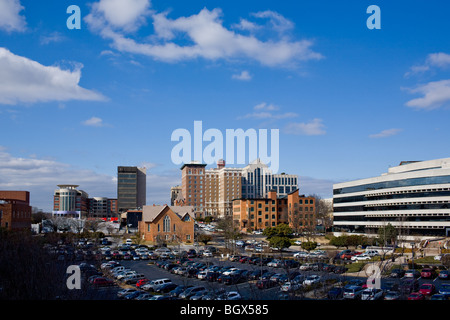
[[163, 215, 171, 232], [147, 224, 150, 232]]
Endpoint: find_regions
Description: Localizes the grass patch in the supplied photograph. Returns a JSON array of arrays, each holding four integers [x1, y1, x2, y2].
[[346, 262, 365, 273]]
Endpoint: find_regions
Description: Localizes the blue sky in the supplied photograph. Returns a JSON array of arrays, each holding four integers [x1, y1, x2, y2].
[[1, 0, 450, 211]]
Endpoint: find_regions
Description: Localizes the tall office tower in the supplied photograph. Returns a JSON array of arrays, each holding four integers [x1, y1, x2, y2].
[[181, 162, 206, 213], [241, 159, 298, 199], [117, 166, 147, 212], [53, 185, 89, 219]]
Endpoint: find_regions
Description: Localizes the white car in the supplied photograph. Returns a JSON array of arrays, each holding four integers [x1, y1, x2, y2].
[[197, 271, 208, 280], [303, 275, 321, 286], [355, 254, 372, 261], [281, 281, 302, 292], [203, 250, 213, 257], [217, 291, 242, 300], [350, 253, 371, 261], [222, 268, 239, 276], [299, 263, 313, 271], [294, 251, 308, 258]]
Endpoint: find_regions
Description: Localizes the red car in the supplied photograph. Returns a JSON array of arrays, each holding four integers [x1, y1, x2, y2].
[[136, 278, 149, 288], [419, 283, 436, 296], [408, 292, 425, 300], [420, 268, 436, 279], [92, 277, 114, 287]]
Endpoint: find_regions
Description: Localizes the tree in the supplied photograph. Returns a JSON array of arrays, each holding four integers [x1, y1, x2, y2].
[[197, 234, 212, 246], [378, 223, 397, 246], [309, 194, 333, 231], [301, 241, 318, 252], [263, 224, 293, 251]]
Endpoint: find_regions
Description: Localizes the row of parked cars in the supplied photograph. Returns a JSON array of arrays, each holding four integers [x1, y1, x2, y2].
[[98, 260, 242, 300], [389, 266, 450, 280]]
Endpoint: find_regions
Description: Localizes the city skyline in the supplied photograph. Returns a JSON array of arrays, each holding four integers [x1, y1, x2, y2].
[[1, 1, 450, 211]]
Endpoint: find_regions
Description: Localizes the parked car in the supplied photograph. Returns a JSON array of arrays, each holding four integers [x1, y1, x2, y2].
[[136, 279, 149, 288], [303, 275, 321, 286], [117, 288, 137, 299], [123, 273, 146, 284], [399, 279, 419, 294], [404, 269, 421, 278], [281, 281, 302, 292], [438, 270, 450, 280], [299, 263, 313, 271], [343, 285, 364, 300], [256, 279, 277, 289], [169, 285, 193, 297], [431, 294, 450, 300], [354, 254, 372, 261], [361, 288, 384, 300], [91, 277, 114, 287], [179, 286, 208, 299], [419, 283, 436, 296], [439, 283, 450, 296], [421, 268, 436, 279], [153, 283, 177, 294], [384, 290, 401, 300], [389, 268, 405, 278], [142, 278, 172, 291], [408, 292, 425, 300], [217, 291, 242, 300]]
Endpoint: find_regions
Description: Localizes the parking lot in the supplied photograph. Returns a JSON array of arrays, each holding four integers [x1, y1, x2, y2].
[[58, 235, 449, 301]]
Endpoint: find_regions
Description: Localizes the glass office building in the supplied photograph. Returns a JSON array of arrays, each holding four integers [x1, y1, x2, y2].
[[333, 158, 450, 238], [117, 166, 146, 212]]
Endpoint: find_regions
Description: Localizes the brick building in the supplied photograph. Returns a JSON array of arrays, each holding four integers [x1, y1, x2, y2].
[[232, 189, 316, 232], [138, 205, 195, 244], [0, 191, 32, 230]]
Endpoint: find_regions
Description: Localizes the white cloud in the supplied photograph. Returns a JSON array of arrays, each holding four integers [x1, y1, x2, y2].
[[404, 79, 450, 110], [86, 0, 152, 32], [284, 118, 326, 136], [251, 10, 294, 33], [82, 116, 107, 127], [40, 32, 66, 45], [0, 147, 116, 211], [0, 47, 107, 105], [232, 70, 252, 81], [86, 5, 323, 67], [238, 102, 297, 120], [0, 0, 26, 32], [369, 128, 402, 138], [0, 146, 180, 210], [405, 52, 450, 77]]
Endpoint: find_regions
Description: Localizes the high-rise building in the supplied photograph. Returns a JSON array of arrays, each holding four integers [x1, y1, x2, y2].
[[180, 162, 206, 213], [205, 160, 242, 217], [241, 159, 298, 199], [179, 159, 298, 218], [53, 185, 89, 218], [333, 158, 450, 238], [117, 166, 146, 212]]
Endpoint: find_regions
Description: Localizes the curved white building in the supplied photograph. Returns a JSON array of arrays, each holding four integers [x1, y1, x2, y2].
[[333, 158, 450, 238]]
